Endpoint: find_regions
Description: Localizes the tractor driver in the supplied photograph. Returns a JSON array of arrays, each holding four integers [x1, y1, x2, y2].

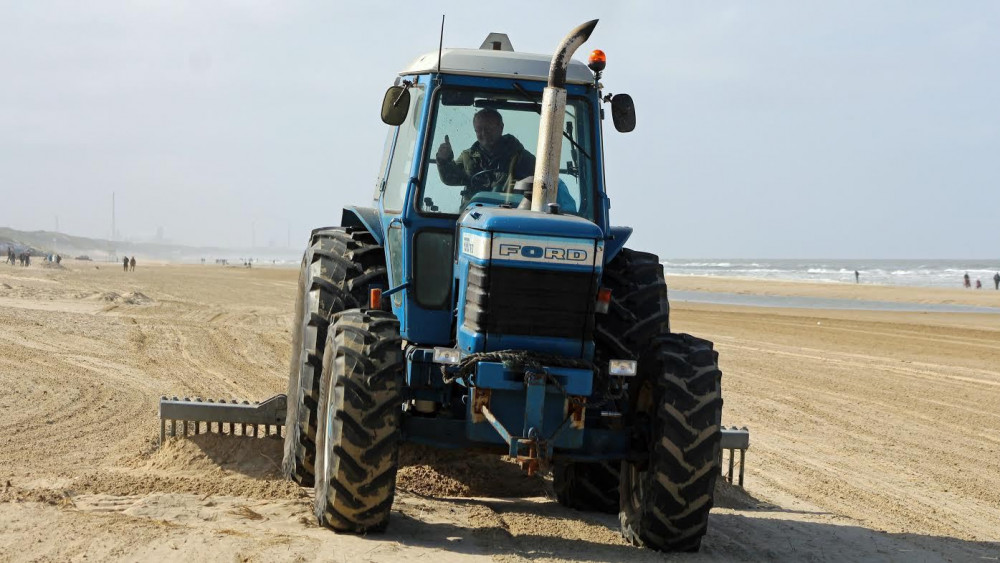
[[435, 108, 536, 203]]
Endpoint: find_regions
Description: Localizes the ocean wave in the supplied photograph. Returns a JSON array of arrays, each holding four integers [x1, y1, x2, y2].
[[658, 259, 1000, 289]]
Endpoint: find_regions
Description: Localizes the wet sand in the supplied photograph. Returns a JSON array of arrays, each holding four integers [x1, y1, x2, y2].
[[666, 274, 1000, 309], [0, 262, 997, 561]]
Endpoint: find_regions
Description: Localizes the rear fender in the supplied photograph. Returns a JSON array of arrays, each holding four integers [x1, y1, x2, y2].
[[340, 206, 384, 245], [603, 226, 633, 264]]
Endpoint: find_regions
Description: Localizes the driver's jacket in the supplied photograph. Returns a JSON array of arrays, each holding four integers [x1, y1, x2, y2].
[[437, 135, 536, 198]]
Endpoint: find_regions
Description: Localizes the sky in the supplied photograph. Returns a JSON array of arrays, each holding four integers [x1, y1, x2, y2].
[[1, 1, 998, 258]]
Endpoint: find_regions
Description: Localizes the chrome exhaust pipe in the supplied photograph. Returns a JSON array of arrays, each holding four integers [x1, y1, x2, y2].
[[531, 19, 598, 212]]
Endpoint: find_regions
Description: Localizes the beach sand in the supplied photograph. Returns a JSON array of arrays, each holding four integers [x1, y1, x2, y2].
[[0, 262, 997, 561]]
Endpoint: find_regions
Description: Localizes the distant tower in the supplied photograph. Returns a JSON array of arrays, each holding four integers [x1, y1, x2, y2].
[[109, 192, 117, 261]]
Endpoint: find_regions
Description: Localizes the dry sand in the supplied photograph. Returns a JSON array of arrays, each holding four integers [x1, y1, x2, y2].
[[0, 261, 998, 561]]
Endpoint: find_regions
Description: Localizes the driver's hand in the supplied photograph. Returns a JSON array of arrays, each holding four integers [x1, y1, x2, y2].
[[436, 135, 454, 162]]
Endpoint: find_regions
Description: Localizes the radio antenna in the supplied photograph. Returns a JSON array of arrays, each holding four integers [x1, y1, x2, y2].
[[437, 15, 445, 74]]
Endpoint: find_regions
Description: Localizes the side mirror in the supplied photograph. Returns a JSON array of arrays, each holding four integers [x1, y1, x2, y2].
[[611, 93, 636, 133], [381, 86, 410, 126]]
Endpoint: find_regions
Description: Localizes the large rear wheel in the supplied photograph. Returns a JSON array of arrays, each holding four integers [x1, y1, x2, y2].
[[619, 333, 722, 552], [282, 228, 387, 486], [314, 309, 404, 533], [553, 460, 620, 514], [554, 248, 669, 513], [594, 248, 670, 358]]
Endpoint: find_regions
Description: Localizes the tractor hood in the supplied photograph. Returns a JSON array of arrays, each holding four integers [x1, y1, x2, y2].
[[455, 206, 604, 358], [460, 206, 603, 241]]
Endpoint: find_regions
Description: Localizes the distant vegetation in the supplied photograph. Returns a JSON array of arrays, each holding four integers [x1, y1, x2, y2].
[[0, 227, 297, 263]]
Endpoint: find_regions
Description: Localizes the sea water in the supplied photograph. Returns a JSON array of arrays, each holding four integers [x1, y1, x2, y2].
[[662, 259, 1000, 289]]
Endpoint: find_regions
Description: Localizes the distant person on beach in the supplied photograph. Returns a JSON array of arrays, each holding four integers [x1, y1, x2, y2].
[[975, 279, 982, 289], [130, 256, 136, 271], [55, 254, 61, 265], [123, 256, 129, 272], [994, 272, 1000, 290], [854, 270, 859, 283], [963, 272, 971, 288]]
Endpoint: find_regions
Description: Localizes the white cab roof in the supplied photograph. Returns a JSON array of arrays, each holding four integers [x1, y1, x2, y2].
[[400, 48, 595, 85]]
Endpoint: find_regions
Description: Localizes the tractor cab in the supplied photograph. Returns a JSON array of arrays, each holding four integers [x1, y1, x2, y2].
[[365, 32, 634, 348]]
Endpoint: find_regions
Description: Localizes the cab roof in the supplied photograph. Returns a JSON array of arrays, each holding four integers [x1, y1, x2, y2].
[[400, 48, 596, 85]]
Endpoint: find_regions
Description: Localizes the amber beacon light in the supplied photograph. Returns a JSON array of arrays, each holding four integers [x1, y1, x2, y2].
[[588, 49, 607, 72]]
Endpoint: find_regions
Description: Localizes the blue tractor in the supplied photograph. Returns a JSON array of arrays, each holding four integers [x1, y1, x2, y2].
[[281, 20, 724, 552]]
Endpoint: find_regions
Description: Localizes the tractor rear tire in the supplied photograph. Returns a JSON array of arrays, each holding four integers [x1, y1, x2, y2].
[[594, 248, 670, 360], [553, 460, 620, 514], [619, 333, 722, 552], [554, 248, 669, 513], [314, 309, 404, 533], [282, 228, 388, 487]]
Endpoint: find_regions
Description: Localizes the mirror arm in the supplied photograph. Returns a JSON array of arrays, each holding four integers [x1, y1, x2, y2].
[[393, 80, 413, 108]]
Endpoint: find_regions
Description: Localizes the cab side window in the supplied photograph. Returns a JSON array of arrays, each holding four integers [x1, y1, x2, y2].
[[372, 129, 395, 201], [383, 84, 426, 212]]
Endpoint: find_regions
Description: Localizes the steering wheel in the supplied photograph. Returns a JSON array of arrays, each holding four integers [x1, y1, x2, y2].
[[468, 168, 506, 192]]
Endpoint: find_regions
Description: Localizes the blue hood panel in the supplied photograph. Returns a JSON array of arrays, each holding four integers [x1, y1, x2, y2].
[[460, 207, 603, 240]]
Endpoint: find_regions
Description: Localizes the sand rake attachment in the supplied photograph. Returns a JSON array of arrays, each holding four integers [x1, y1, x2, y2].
[[720, 426, 751, 487], [158, 394, 287, 446]]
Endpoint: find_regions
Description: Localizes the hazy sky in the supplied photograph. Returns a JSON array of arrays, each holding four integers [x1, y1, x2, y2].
[[2, 1, 998, 258]]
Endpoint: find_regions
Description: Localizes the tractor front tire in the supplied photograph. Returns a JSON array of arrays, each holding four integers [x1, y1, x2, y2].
[[282, 228, 387, 487], [619, 333, 723, 552], [314, 309, 404, 533]]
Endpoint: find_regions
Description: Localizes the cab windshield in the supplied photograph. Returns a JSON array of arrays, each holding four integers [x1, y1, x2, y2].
[[420, 87, 596, 220]]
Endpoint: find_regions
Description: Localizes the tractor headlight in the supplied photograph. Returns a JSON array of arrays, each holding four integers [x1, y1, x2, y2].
[[433, 347, 462, 365], [608, 359, 637, 377]]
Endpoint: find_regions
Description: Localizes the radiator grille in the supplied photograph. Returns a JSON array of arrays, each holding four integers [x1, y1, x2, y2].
[[463, 263, 597, 340]]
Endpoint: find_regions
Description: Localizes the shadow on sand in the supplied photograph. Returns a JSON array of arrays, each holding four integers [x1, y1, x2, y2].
[[374, 481, 999, 562], [179, 438, 997, 561]]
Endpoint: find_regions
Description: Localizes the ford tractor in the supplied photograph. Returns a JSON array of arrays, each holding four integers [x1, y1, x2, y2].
[[161, 20, 734, 552], [286, 19, 726, 551]]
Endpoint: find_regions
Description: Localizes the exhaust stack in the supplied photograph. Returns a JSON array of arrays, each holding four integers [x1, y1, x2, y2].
[[531, 19, 598, 212]]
